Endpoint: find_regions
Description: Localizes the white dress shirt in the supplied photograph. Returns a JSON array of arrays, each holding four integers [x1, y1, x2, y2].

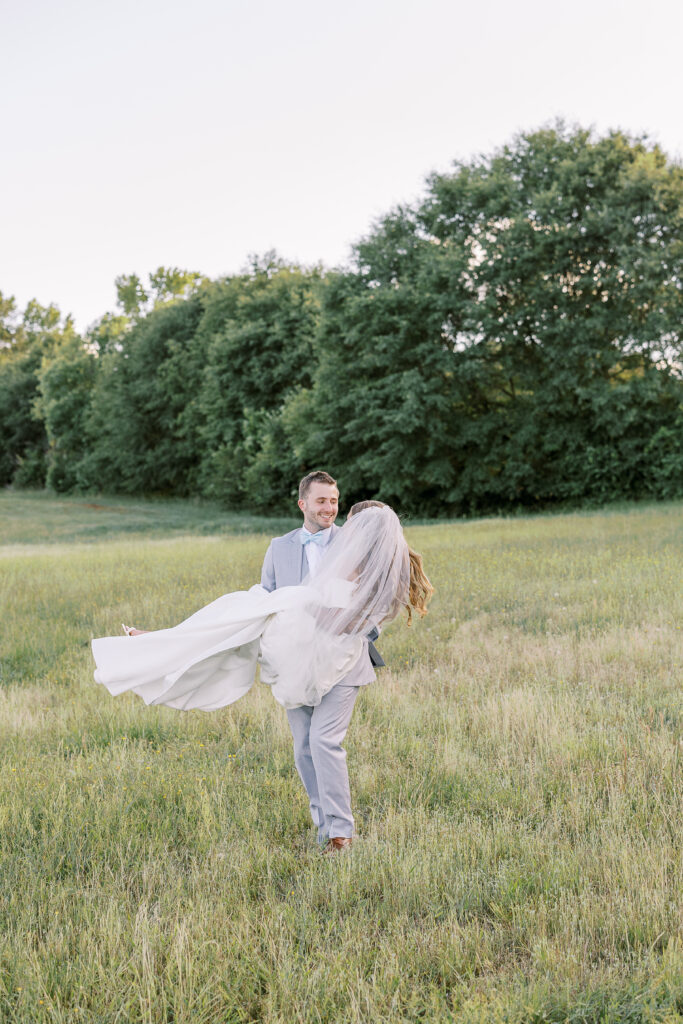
[[301, 525, 333, 578]]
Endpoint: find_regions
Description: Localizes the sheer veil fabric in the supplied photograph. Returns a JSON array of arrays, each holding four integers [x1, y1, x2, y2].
[[92, 506, 410, 711]]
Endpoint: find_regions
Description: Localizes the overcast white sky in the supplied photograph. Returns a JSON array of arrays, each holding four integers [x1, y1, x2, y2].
[[2, 0, 682, 331]]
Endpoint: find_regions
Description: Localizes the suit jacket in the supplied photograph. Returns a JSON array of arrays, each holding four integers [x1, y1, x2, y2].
[[260, 525, 385, 679]]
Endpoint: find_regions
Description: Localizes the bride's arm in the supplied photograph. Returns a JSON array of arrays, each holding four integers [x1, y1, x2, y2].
[[122, 624, 149, 637]]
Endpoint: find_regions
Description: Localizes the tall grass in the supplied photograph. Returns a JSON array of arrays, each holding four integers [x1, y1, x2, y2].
[[1, 495, 682, 1022]]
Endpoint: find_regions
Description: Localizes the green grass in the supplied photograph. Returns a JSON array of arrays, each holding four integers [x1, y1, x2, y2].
[[1, 493, 683, 1023], [0, 490, 300, 546]]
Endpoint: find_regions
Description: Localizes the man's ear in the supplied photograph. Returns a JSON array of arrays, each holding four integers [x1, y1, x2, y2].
[[297, 498, 305, 514]]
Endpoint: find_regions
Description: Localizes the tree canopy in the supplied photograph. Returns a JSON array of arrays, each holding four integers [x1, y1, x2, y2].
[[1, 125, 681, 513]]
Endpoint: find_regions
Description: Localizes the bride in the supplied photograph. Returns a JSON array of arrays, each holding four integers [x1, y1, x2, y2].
[[92, 504, 433, 712]]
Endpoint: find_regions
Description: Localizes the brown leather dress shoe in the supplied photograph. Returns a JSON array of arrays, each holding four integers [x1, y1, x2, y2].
[[323, 837, 353, 854]]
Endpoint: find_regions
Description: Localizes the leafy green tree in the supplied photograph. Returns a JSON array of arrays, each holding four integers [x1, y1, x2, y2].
[[115, 267, 206, 321], [420, 124, 683, 507], [196, 255, 322, 507], [149, 267, 206, 306], [0, 295, 77, 487], [0, 291, 17, 348], [114, 273, 148, 320], [87, 312, 131, 357], [73, 266, 208, 494], [36, 336, 97, 491], [77, 296, 206, 495], [3, 126, 681, 513], [294, 124, 683, 513], [283, 217, 471, 512]]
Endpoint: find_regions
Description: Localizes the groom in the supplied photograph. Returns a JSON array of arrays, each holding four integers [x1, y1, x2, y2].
[[260, 470, 382, 853]]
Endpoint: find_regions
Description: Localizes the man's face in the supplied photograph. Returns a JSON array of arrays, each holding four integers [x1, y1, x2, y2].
[[298, 483, 339, 532]]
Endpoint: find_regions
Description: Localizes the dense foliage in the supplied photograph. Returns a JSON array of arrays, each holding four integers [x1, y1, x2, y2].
[[1, 125, 682, 514]]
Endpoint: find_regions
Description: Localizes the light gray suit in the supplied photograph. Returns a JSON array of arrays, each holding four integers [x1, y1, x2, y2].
[[261, 524, 376, 840]]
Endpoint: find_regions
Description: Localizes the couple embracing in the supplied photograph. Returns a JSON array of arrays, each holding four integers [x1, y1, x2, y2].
[[93, 470, 433, 853]]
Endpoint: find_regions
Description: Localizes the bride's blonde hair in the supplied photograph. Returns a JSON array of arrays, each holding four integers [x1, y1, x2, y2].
[[347, 500, 434, 623]]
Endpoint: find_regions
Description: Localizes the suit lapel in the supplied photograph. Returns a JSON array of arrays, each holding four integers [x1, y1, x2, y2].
[[286, 529, 306, 585]]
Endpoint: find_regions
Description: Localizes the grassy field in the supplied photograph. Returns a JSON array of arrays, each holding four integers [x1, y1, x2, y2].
[[1, 491, 683, 1023]]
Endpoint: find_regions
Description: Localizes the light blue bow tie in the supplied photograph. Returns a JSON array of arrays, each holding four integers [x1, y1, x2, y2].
[[301, 531, 326, 547]]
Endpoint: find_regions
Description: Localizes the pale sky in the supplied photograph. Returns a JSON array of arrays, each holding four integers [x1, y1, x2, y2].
[[2, 0, 682, 332]]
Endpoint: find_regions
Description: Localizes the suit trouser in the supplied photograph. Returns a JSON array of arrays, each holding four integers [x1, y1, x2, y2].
[[286, 683, 359, 840]]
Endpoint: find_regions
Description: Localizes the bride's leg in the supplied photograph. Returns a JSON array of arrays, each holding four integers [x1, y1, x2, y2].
[[308, 684, 359, 841], [286, 706, 326, 843]]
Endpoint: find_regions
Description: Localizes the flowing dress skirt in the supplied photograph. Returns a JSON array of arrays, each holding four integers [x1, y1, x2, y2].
[[92, 582, 363, 711]]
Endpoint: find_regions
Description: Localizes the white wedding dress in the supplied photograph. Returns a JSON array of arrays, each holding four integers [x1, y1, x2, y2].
[[92, 507, 410, 712], [92, 580, 364, 711]]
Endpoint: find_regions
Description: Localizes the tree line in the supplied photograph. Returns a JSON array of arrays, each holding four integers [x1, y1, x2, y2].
[[2, 124, 682, 515]]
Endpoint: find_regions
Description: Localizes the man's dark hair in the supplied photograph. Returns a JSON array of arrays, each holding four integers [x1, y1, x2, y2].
[[299, 470, 338, 500]]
